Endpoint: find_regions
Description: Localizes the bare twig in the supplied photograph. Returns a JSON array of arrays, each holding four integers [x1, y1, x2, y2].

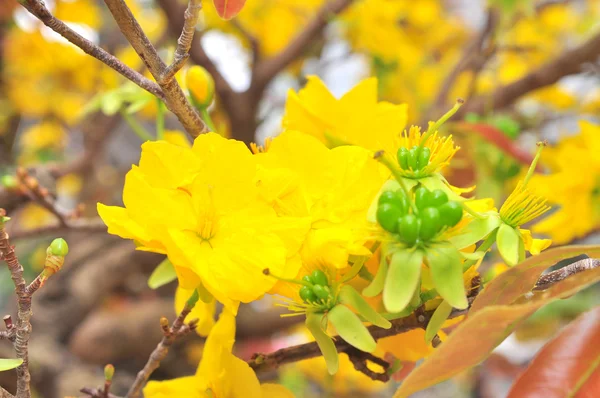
[[163, 0, 203, 81], [102, 0, 207, 137], [534, 258, 600, 290], [18, 0, 164, 99], [80, 387, 121, 398], [345, 347, 391, 382], [457, 31, 600, 118], [125, 308, 198, 398]]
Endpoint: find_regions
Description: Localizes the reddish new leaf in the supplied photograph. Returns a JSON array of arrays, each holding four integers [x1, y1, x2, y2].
[[213, 0, 247, 20], [471, 245, 600, 314], [508, 307, 600, 398], [393, 264, 600, 397]]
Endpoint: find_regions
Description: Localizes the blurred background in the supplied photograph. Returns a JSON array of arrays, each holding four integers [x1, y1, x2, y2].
[[1, 0, 600, 396]]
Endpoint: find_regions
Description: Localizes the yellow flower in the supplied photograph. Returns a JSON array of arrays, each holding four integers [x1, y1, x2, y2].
[[255, 131, 388, 300], [163, 130, 191, 148], [98, 133, 310, 314], [499, 180, 550, 228], [186, 66, 215, 109], [282, 76, 408, 154], [144, 310, 293, 398], [529, 120, 600, 243]]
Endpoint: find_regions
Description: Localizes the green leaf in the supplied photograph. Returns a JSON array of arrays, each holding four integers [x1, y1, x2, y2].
[[338, 285, 391, 329], [394, 263, 600, 397], [471, 245, 600, 314], [148, 258, 177, 289], [383, 249, 424, 313], [328, 304, 376, 353], [497, 223, 521, 266], [0, 358, 23, 372], [448, 211, 501, 249], [427, 245, 467, 309], [305, 313, 338, 375], [425, 300, 453, 344], [363, 252, 388, 297]]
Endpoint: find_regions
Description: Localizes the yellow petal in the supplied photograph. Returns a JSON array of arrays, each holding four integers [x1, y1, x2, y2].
[[260, 384, 295, 398], [143, 376, 200, 398]]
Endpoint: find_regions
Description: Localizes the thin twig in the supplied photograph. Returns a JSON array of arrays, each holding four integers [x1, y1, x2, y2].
[[102, 0, 208, 137], [534, 258, 600, 291], [80, 387, 121, 398], [345, 346, 391, 382], [125, 309, 198, 398], [163, 0, 203, 81], [18, 0, 164, 100]]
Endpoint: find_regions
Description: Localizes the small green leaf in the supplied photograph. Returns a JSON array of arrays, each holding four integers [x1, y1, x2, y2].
[[363, 253, 388, 297], [383, 249, 424, 313], [0, 358, 23, 372], [428, 245, 467, 309], [305, 313, 338, 374], [497, 223, 522, 266], [425, 300, 453, 344], [328, 304, 377, 353], [338, 285, 391, 329], [148, 258, 177, 289]]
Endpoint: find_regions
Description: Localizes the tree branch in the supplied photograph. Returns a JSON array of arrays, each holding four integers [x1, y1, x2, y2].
[[457, 31, 600, 118], [102, 0, 208, 137], [163, 0, 203, 81], [18, 0, 164, 100], [534, 258, 600, 291]]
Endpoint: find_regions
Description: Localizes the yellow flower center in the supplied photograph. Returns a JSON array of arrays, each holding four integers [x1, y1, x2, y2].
[[250, 137, 272, 154], [197, 208, 218, 244], [398, 126, 459, 178], [500, 181, 550, 227]]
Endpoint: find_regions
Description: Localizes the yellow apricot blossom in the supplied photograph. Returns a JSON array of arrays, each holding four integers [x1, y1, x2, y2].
[[144, 310, 293, 398], [282, 76, 408, 154], [98, 133, 310, 314]]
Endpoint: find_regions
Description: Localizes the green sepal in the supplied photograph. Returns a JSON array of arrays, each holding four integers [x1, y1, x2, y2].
[[418, 174, 464, 202], [497, 223, 522, 266], [383, 249, 424, 313], [196, 281, 214, 304], [0, 358, 23, 372], [338, 285, 391, 329], [425, 300, 453, 344], [305, 313, 339, 374], [328, 304, 377, 353], [148, 258, 177, 289], [449, 211, 501, 249], [363, 253, 388, 297], [427, 245, 468, 309]]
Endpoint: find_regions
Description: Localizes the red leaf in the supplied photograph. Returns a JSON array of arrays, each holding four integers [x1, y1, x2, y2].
[[508, 307, 600, 398], [213, 0, 247, 20]]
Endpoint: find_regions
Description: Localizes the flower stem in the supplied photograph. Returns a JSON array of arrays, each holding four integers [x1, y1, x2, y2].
[[200, 108, 217, 132], [120, 110, 153, 141]]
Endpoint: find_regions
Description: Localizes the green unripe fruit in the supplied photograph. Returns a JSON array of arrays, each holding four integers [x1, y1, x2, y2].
[[312, 284, 330, 301], [48, 238, 69, 257], [378, 191, 399, 206], [428, 189, 449, 207], [439, 201, 463, 227], [420, 207, 442, 241], [407, 147, 419, 170], [414, 186, 430, 210], [377, 203, 403, 233], [398, 214, 420, 246], [300, 286, 317, 303], [397, 147, 409, 169], [396, 190, 410, 215], [311, 270, 328, 286], [417, 147, 431, 169], [302, 275, 314, 285]]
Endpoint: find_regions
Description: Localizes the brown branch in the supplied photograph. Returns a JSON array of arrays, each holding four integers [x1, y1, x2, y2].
[[125, 308, 198, 398], [163, 0, 203, 81], [80, 387, 121, 398], [534, 258, 600, 291], [18, 0, 164, 100], [457, 31, 600, 118], [251, 0, 354, 93], [102, 0, 208, 137], [345, 347, 391, 382]]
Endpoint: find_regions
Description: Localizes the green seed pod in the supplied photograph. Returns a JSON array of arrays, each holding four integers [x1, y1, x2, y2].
[[49, 238, 69, 257], [376, 203, 403, 233], [428, 189, 449, 207], [407, 147, 420, 170], [302, 275, 314, 285], [398, 214, 420, 246], [414, 186, 430, 210], [328, 304, 377, 353], [300, 286, 317, 303], [306, 313, 339, 374], [378, 190, 399, 207], [397, 147, 409, 169], [396, 190, 410, 215], [311, 270, 328, 286], [312, 285, 330, 301], [439, 201, 463, 227], [420, 207, 442, 241], [338, 285, 391, 329], [417, 147, 431, 169]]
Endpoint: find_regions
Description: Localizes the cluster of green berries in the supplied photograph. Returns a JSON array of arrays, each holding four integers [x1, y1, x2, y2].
[[376, 186, 463, 245], [299, 270, 333, 304], [397, 146, 431, 172]]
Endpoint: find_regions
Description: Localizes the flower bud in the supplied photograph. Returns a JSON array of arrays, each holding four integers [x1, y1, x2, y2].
[[48, 238, 69, 257], [104, 364, 115, 381], [186, 66, 215, 109], [1, 175, 17, 190]]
